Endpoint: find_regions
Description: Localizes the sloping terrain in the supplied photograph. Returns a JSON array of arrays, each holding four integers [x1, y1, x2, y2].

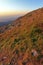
[[0, 8, 43, 65]]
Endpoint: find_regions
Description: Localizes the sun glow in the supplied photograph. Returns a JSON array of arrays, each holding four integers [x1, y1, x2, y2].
[[0, 0, 29, 16], [0, 10, 28, 16]]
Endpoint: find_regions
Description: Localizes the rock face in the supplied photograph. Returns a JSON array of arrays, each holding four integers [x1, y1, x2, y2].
[[0, 8, 43, 65]]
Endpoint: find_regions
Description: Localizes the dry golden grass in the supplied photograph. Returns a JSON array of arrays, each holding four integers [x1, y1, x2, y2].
[[0, 8, 43, 65]]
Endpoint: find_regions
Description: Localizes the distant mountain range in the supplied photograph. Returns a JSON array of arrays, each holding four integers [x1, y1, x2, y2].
[[0, 8, 43, 65], [0, 15, 23, 26]]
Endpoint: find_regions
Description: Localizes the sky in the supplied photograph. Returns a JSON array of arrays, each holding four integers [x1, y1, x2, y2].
[[0, 0, 43, 16]]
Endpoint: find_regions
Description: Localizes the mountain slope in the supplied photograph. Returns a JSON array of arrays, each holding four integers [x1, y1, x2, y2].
[[0, 8, 43, 65]]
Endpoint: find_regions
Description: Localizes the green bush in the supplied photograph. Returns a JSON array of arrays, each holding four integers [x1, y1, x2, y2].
[[30, 27, 42, 43], [30, 26, 43, 50], [11, 38, 21, 49]]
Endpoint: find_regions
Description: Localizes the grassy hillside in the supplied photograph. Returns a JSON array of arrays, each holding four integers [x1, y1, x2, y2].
[[0, 8, 43, 65]]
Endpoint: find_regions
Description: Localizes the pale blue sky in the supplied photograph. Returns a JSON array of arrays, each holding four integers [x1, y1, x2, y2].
[[0, 0, 43, 13]]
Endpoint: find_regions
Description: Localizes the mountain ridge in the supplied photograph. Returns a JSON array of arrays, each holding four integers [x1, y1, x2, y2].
[[0, 7, 43, 65]]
